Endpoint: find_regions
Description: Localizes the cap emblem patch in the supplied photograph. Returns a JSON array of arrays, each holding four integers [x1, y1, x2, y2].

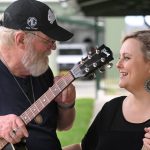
[[48, 9, 55, 24], [1, 13, 4, 22], [27, 17, 38, 29]]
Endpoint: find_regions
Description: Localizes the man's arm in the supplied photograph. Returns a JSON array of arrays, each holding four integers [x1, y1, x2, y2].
[[54, 76, 76, 130], [57, 106, 75, 130], [63, 143, 82, 150]]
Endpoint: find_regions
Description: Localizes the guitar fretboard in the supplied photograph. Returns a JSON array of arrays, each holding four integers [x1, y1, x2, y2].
[[21, 72, 74, 124]]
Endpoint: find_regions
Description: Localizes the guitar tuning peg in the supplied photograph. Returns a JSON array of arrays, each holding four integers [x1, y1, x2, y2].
[[80, 58, 84, 64], [86, 73, 96, 80], [106, 62, 113, 68], [99, 68, 105, 73], [101, 57, 105, 62], [88, 51, 92, 55], [88, 54, 92, 59], [85, 67, 90, 73], [94, 46, 100, 54], [93, 62, 97, 67], [96, 49, 100, 54]]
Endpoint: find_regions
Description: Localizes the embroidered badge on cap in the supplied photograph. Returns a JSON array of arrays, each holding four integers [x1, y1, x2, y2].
[[1, 13, 4, 22], [26, 17, 38, 30], [48, 9, 55, 24]]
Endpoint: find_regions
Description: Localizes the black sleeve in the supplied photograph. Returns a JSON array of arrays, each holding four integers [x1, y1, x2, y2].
[[81, 102, 109, 150], [81, 96, 125, 150]]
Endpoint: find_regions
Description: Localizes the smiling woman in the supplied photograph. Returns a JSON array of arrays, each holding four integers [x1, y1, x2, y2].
[[62, 30, 150, 150]]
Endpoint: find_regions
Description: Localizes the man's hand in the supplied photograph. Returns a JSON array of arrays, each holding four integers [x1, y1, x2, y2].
[[0, 114, 28, 144], [54, 76, 76, 106]]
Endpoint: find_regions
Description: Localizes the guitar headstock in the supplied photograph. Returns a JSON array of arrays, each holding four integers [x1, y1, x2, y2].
[[71, 44, 114, 79]]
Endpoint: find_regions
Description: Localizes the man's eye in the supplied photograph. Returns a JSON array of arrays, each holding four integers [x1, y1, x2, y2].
[[124, 56, 130, 60]]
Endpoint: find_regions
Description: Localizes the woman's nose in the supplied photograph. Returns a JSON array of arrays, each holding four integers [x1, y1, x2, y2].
[[116, 59, 122, 68]]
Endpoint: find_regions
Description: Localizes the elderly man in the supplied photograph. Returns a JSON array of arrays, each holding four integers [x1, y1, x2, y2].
[[0, 0, 76, 150]]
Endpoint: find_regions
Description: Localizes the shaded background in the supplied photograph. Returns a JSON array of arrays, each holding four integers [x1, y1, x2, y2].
[[0, 0, 150, 97]]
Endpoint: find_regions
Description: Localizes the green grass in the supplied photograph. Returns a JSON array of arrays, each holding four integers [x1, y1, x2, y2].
[[57, 98, 94, 147]]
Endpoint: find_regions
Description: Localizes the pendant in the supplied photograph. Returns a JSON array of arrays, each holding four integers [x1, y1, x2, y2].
[[34, 114, 43, 124]]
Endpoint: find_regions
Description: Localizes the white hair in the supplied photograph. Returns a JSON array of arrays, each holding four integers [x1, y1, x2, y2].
[[0, 26, 17, 46]]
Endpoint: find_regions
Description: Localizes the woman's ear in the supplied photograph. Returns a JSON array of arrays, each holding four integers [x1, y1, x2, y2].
[[15, 31, 26, 49]]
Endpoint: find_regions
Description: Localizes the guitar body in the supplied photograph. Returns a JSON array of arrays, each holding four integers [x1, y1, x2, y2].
[[2, 144, 14, 150], [3, 143, 27, 150]]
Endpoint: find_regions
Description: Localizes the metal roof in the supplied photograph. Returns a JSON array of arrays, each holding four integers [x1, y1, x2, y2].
[[76, 0, 150, 16]]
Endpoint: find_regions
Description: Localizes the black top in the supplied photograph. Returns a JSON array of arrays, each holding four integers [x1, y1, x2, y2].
[[0, 60, 62, 150], [81, 96, 149, 150]]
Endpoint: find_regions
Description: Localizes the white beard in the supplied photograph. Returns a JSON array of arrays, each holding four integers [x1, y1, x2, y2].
[[22, 45, 50, 76]]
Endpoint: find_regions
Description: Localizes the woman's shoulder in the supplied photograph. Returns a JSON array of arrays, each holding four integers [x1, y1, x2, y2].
[[95, 96, 127, 128], [109, 95, 126, 103], [103, 95, 126, 109]]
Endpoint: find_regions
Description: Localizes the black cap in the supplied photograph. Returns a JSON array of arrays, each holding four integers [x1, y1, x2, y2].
[[0, 0, 73, 41]]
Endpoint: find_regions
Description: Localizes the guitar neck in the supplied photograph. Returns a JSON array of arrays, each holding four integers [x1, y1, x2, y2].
[[0, 71, 74, 150], [21, 71, 74, 125]]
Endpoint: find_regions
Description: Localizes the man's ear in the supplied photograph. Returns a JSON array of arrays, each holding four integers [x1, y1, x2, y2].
[[148, 61, 150, 74], [15, 31, 26, 49]]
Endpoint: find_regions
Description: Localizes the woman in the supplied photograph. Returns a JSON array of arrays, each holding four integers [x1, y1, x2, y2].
[[63, 30, 150, 150]]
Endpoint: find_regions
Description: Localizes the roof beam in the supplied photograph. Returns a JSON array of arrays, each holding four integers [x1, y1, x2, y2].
[[79, 0, 109, 7]]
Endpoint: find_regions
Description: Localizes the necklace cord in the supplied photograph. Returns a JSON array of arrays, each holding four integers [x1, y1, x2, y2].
[[0, 53, 35, 105]]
